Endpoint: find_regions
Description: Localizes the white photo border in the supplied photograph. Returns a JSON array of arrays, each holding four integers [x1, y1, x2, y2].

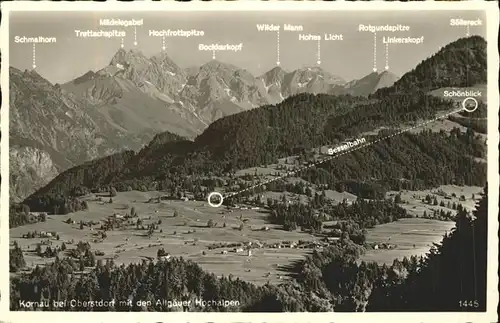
[[1, 1, 498, 323]]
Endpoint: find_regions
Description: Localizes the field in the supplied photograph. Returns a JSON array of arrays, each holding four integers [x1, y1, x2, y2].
[[11, 190, 318, 285], [386, 185, 484, 217], [361, 185, 483, 265], [359, 218, 456, 265], [11, 184, 484, 284]]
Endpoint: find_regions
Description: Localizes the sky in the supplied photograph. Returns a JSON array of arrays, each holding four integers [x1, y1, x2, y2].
[[8, 10, 487, 84]]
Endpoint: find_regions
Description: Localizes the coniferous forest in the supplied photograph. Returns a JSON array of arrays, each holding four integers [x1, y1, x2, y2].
[[9, 36, 490, 313]]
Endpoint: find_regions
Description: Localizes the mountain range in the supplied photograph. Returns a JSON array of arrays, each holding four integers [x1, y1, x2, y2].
[[9, 48, 399, 201], [21, 35, 488, 211]]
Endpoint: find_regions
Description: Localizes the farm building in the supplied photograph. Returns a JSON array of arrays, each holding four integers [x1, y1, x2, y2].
[[159, 254, 172, 261]]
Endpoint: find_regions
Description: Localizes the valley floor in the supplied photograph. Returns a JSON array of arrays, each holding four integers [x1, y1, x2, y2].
[[10, 185, 483, 285]]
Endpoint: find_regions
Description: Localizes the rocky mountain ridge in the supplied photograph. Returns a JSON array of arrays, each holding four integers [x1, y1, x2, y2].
[[9, 48, 399, 202]]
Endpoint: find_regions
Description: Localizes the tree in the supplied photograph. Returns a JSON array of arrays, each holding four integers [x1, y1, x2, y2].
[[394, 194, 402, 204], [22, 205, 30, 216], [157, 248, 167, 258], [110, 187, 118, 197], [35, 243, 42, 255], [207, 219, 215, 228], [9, 243, 26, 272]]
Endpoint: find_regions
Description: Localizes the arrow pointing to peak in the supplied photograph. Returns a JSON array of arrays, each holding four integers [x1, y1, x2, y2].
[[385, 42, 389, 70], [276, 29, 280, 65], [373, 32, 377, 72], [317, 38, 321, 65], [32, 44, 36, 69]]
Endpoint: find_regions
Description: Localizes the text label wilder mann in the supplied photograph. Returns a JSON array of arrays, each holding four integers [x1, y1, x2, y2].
[[257, 24, 343, 41]]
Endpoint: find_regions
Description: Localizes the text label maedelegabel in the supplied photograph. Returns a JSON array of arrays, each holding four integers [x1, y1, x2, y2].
[[99, 19, 144, 27], [149, 29, 205, 37], [199, 43, 243, 52], [74, 30, 126, 38], [383, 36, 424, 45], [14, 36, 57, 43], [358, 24, 410, 33]]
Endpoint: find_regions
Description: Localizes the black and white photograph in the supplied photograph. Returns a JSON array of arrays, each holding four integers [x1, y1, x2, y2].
[[1, 1, 498, 322]]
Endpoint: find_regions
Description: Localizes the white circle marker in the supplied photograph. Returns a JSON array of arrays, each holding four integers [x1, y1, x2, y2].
[[462, 97, 479, 113], [207, 192, 224, 208]]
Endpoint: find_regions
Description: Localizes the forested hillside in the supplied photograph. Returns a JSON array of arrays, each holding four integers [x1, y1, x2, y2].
[[374, 35, 487, 96]]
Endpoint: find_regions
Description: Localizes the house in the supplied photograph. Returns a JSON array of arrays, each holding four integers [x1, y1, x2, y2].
[[159, 254, 171, 261], [40, 231, 53, 238]]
